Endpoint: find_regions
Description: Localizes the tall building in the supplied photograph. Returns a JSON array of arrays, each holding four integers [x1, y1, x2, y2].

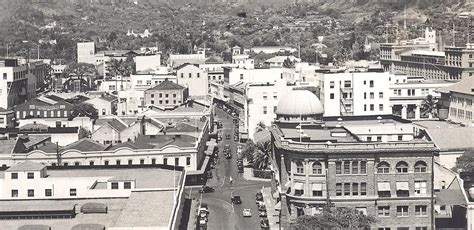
[[321, 70, 391, 117], [0, 59, 40, 109], [76, 42, 96, 64], [176, 63, 208, 98], [270, 90, 438, 229]]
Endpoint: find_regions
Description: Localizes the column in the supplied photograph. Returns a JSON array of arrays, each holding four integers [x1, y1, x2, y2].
[[305, 159, 310, 197], [415, 105, 421, 119], [401, 105, 407, 119]]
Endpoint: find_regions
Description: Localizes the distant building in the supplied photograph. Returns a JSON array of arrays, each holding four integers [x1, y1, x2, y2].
[[321, 70, 391, 117], [14, 95, 74, 120], [269, 90, 438, 229], [135, 54, 161, 72], [437, 77, 474, 126], [0, 161, 185, 229], [77, 42, 95, 64], [251, 46, 297, 54], [176, 64, 208, 97], [84, 94, 118, 116], [144, 79, 189, 109], [169, 52, 206, 69], [91, 118, 141, 144], [264, 56, 301, 67]]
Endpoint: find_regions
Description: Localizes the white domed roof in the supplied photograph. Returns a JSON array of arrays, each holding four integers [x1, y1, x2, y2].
[[276, 90, 324, 116]]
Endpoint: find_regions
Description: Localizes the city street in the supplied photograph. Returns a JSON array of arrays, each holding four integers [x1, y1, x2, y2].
[[189, 107, 271, 230]]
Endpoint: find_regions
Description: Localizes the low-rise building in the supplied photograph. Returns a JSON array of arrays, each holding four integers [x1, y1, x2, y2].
[[91, 118, 141, 144], [264, 56, 301, 67], [14, 95, 74, 120], [84, 94, 118, 116], [0, 108, 14, 128], [439, 77, 474, 126], [144, 80, 188, 109]]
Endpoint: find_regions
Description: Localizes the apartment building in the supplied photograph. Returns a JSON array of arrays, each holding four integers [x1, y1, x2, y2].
[[270, 90, 438, 230]]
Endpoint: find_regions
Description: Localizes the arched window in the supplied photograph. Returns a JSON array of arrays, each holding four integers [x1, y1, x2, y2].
[[414, 161, 428, 173], [296, 161, 304, 174], [74, 162, 81, 166], [396, 161, 409, 173], [312, 162, 322, 174], [377, 162, 390, 174]]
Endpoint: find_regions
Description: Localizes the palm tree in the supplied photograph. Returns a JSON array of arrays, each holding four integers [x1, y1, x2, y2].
[[420, 94, 438, 118], [253, 139, 271, 170]]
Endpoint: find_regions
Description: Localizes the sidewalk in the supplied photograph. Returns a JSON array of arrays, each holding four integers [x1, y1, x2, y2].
[[261, 187, 280, 230]]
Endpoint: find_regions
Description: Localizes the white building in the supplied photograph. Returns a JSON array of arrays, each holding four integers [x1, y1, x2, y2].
[[322, 70, 392, 117], [443, 77, 474, 126], [224, 67, 296, 85], [117, 89, 146, 115], [130, 73, 177, 90], [77, 42, 95, 64], [176, 64, 208, 97], [135, 54, 161, 72], [0, 59, 39, 110], [264, 56, 301, 67]]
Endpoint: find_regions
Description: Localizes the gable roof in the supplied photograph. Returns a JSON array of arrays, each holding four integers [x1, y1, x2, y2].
[[63, 139, 109, 152], [147, 80, 185, 91], [107, 119, 127, 132], [442, 77, 474, 95], [7, 161, 46, 172], [176, 63, 200, 70]]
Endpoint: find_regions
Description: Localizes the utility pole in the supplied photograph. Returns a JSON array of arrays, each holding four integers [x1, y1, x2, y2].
[[56, 142, 61, 166]]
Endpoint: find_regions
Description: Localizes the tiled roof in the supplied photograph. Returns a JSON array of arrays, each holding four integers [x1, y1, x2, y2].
[[0, 139, 18, 155], [6, 161, 46, 172], [99, 94, 118, 102], [442, 77, 474, 95], [63, 139, 109, 152], [426, 128, 474, 151], [147, 80, 185, 91], [107, 119, 127, 132]]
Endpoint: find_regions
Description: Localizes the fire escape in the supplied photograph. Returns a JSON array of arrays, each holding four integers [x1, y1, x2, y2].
[[339, 86, 353, 116]]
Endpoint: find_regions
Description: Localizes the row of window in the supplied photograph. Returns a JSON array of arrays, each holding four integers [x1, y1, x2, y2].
[[17, 110, 71, 118], [363, 104, 384, 112], [10, 172, 35, 179], [377, 181, 427, 197], [363, 92, 384, 99], [377, 161, 427, 174], [180, 72, 201, 78], [295, 161, 329, 175], [58, 157, 191, 167], [150, 99, 181, 105], [379, 228, 427, 230], [11, 188, 78, 198], [137, 80, 171, 85], [450, 108, 473, 120], [378, 205, 427, 217], [150, 93, 178, 98], [335, 182, 367, 196], [335, 161, 367, 175]]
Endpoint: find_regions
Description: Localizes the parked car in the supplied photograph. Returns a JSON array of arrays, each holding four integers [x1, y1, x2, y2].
[[199, 186, 215, 193], [200, 204, 209, 214], [259, 210, 267, 217], [260, 218, 269, 229], [231, 195, 242, 204], [258, 204, 266, 211], [238, 167, 244, 173], [256, 191, 263, 201], [243, 209, 252, 217]]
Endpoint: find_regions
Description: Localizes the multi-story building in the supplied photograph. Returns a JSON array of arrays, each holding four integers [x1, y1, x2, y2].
[[270, 90, 438, 229], [14, 95, 74, 120], [76, 42, 95, 64], [169, 51, 206, 69], [144, 80, 188, 109], [444, 43, 474, 79], [130, 72, 176, 90], [437, 77, 474, 126], [0, 161, 185, 229], [91, 118, 141, 144], [0, 107, 14, 128], [321, 70, 391, 117], [223, 66, 296, 85], [0, 59, 41, 110], [176, 63, 208, 97]]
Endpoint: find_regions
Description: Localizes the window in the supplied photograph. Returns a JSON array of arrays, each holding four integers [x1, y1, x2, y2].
[[369, 80, 374, 87], [164, 158, 168, 165], [28, 189, 34, 197], [396, 161, 408, 173], [27, 172, 34, 179], [379, 104, 384, 111], [263, 106, 267, 114], [415, 205, 427, 216], [12, 190, 18, 197], [364, 92, 367, 99], [344, 80, 351, 88], [104, 160, 109, 166], [146, 80, 151, 85], [111, 182, 119, 189], [128, 159, 133, 165], [70, 188, 77, 196], [352, 161, 358, 174], [414, 161, 427, 173], [379, 228, 391, 230], [140, 159, 145, 165], [360, 161, 367, 174], [175, 157, 179, 166], [378, 206, 390, 217], [312, 162, 322, 174], [116, 160, 121, 165], [377, 136, 382, 142], [397, 206, 409, 217], [313, 190, 322, 197], [344, 161, 350, 174], [363, 80, 366, 85], [45, 189, 52, 197], [336, 161, 342, 174], [197, 73, 200, 78], [11, 173, 18, 179], [398, 135, 403, 141], [336, 183, 342, 196], [151, 158, 156, 165], [3, 73, 6, 79], [364, 104, 367, 111], [294, 188, 304, 196], [124, 182, 132, 189], [415, 227, 428, 230], [186, 157, 191, 166], [74, 162, 80, 166], [360, 182, 367, 196], [189, 73, 192, 78], [151, 94, 154, 98], [370, 104, 374, 111], [329, 81, 335, 88], [414, 181, 427, 195], [353, 183, 359, 196], [370, 92, 374, 99], [296, 161, 304, 174], [263, 95, 268, 100], [344, 183, 351, 196], [240, 74, 244, 80], [379, 92, 384, 99], [377, 162, 390, 173], [367, 137, 372, 142], [330, 93, 334, 99]]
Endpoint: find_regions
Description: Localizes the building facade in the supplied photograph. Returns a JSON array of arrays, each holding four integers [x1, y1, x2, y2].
[[144, 80, 189, 109], [14, 96, 74, 120], [77, 42, 96, 64], [176, 64, 208, 97]]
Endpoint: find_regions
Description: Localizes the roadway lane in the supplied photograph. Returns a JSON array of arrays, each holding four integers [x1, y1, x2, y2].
[[190, 107, 270, 230]]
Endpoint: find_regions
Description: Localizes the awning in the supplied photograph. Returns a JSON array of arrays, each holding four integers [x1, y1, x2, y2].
[[284, 180, 291, 188], [294, 182, 304, 190], [377, 182, 391, 191], [312, 183, 323, 191], [396, 181, 409, 190]]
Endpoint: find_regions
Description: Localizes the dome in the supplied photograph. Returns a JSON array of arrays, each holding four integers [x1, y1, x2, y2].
[[276, 90, 324, 116]]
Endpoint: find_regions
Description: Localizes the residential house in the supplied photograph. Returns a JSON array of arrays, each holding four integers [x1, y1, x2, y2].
[[91, 118, 141, 144]]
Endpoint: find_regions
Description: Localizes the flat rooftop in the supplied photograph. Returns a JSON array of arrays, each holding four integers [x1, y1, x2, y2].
[[414, 120, 465, 129]]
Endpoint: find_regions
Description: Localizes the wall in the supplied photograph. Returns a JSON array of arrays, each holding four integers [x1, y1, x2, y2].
[[176, 65, 208, 97]]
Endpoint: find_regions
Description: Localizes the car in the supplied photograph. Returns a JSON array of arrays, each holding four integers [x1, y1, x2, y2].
[[225, 134, 231, 139], [260, 218, 269, 229], [242, 209, 252, 217], [256, 191, 263, 201], [259, 211, 267, 217], [231, 195, 242, 204], [258, 204, 266, 211], [199, 204, 209, 213], [199, 186, 215, 193]]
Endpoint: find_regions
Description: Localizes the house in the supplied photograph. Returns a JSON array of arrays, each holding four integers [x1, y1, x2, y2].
[[84, 94, 118, 116], [144, 79, 188, 109], [176, 63, 208, 97], [91, 118, 141, 144]]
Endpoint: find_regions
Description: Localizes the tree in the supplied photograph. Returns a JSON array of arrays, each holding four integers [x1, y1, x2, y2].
[[78, 127, 92, 139], [420, 94, 438, 118], [453, 148, 474, 172], [69, 103, 98, 121], [241, 140, 257, 164], [63, 63, 97, 92], [295, 207, 377, 229], [107, 57, 135, 93], [282, 57, 295, 68], [253, 139, 271, 170]]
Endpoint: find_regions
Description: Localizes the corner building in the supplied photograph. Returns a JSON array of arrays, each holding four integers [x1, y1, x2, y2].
[[270, 90, 438, 230]]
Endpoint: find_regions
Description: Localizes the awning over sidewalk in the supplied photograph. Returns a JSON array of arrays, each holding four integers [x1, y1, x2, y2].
[[293, 182, 304, 190], [377, 182, 391, 191], [396, 181, 409, 190]]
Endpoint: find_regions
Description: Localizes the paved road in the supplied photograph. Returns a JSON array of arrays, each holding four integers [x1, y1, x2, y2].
[[189, 107, 270, 230]]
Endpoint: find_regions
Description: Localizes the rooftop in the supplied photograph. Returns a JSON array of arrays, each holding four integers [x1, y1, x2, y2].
[[147, 79, 186, 91], [109, 134, 197, 150], [441, 77, 474, 95], [426, 127, 474, 151], [0, 139, 18, 155], [6, 161, 46, 172], [62, 139, 109, 152]]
